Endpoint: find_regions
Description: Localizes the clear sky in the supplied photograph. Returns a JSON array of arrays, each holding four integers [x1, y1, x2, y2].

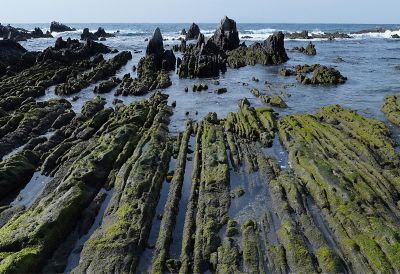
[[3, 0, 400, 24]]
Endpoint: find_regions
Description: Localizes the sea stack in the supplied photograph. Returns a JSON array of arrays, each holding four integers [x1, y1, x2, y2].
[[207, 16, 240, 52]]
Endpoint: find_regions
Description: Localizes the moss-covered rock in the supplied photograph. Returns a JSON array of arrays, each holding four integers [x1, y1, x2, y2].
[[382, 95, 400, 126]]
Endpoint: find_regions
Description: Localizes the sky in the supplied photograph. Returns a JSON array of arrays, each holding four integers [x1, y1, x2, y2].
[[3, 0, 400, 24]]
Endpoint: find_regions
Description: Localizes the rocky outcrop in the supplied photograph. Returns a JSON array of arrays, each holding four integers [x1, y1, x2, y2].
[[0, 24, 52, 41], [81, 28, 99, 41], [186, 23, 200, 40], [73, 93, 173, 273], [118, 28, 175, 95], [286, 30, 351, 40], [55, 51, 132, 95], [295, 64, 347, 85], [382, 95, 400, 126], [81, 27, 115, 41], [278, 105, 400, 273], [0, 40, 37, 76], [38, 37, 111, 63], [207, 16, 240, 52], [50, 21, 76, 32], [94, 27, 115, 38], [178, 44, 226, 78], [292, 42, 317, 55], [227, 32, 289, 68]]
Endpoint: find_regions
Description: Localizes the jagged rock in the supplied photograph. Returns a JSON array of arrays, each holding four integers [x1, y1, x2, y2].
[[295, 64, 347, 85], [55, 50, 131, 95], [0, 40, 37, 76], [94, 27, 115, 38], [0, 24, 52, 41], [286, 30, 351, 39], [81, 28, 99, 41], [186, 23, 200, 40], [392, 34, 400, 39], [207, 16, 240, 52], [50, 21, 76, 32], [118, 29, 174, 96], [181, 28, 187, 35], [227, 32, 288, 68], [292, 42, 317, 55], [94, 77, 121, 93], [38, 38, 111, 63], [81, 96, 106, 117], [286, 30, 310, 39], [162, 49, 176, 71]]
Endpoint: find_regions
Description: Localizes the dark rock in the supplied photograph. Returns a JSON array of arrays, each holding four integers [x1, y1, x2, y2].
[[186, 23, 200, 40], [207, 16, 240, 52], [94, 77, 121, 93], [227, 32, 288, 68], [295, 64, 347, 85], [181, 29, 187, 36], [293, 42, 316, 56], [192, 83, 208, 92], [94, 27, 115, 38], [0, 40, 31, 76], [119, 28, 174, 95], [279, 68, 295, 76], [81, 28, 99, 41], [215, 87, 227, 94], [392, 34, 400, 39], [50, 21, 76, 32]]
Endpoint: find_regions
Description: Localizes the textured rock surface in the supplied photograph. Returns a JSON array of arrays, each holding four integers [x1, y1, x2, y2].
[[227, 32, 289, 68], [207, 16, 240, 52]]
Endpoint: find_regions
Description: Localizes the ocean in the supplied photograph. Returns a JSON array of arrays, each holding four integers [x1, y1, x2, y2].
[[10, 23, 400, 135]]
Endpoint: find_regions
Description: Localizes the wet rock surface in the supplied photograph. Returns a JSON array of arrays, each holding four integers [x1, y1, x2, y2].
[[227, 32, 289, 68]]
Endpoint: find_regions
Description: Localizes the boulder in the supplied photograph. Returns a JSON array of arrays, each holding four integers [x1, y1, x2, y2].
[[207, 16, 240, 52], [50, 21, 76, 32], [186, 23, 200, 40]]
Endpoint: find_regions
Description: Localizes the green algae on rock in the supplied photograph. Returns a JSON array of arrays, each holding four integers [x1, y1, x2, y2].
[[278, 105, 400, 273], [382, 95, 400, 126]]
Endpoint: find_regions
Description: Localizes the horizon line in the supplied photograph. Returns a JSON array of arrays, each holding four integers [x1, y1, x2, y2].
[[4, 21, 400, 25]]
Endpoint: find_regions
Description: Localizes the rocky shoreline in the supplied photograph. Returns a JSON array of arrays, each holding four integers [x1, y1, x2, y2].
[[0, 17, 399, 274]]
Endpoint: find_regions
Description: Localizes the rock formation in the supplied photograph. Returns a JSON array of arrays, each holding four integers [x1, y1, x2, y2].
[[207, 16, 240, 52], [227, 32, 289, 68], [119, 28, 175, 95], [50, 21, 76, 32], [185, 23, 200, 40]]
